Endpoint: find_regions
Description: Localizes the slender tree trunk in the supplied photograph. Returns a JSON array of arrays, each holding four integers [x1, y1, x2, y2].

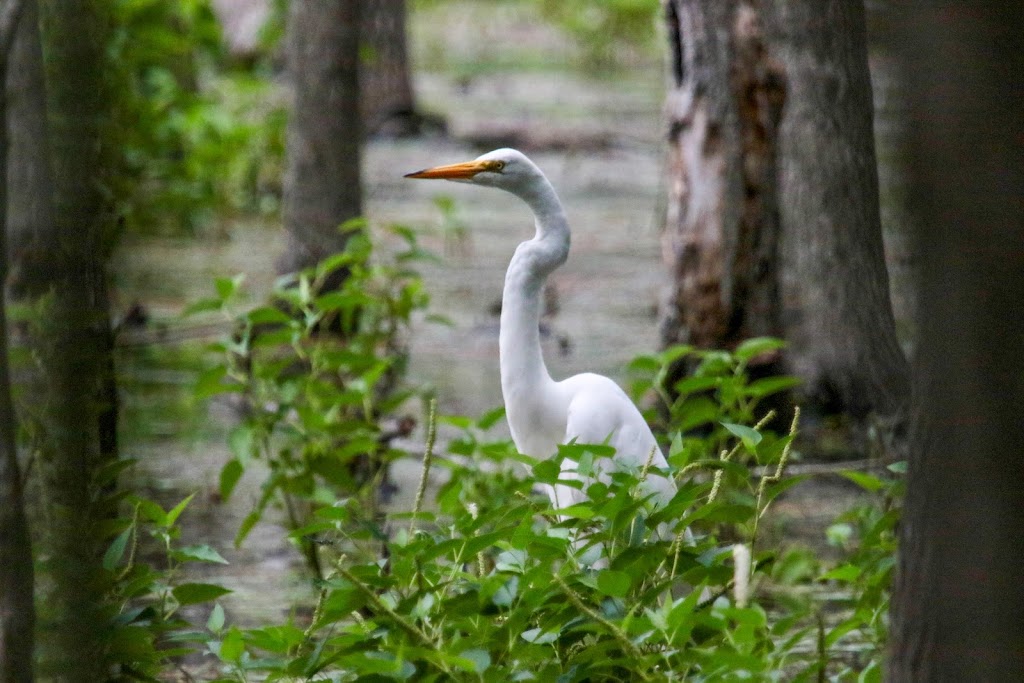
[[279, 0, 362, 282], [661, 0, 909, 422], [360, 0, 416, 136], [0, 7, 36, 683], [27, 2, 117, 678], [888, 4, 1024, 680]]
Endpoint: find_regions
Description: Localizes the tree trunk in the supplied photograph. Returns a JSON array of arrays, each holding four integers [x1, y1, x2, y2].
[[279, 0, 362, 281], [661, 0, 909, 422], [765, 0, 908, 419], [360, 0, 417, 136], [661, 0, 786, 352], [27, 2, 117, 678], [887, 4, 1024, 680], [0, 7, 36, 683]]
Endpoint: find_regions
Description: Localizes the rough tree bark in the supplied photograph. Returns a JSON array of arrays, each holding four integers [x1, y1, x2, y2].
[[888, 4, 1024, 680], [278, 0, 362, 281], [661, 0, 909, 422], [0, 7, 36, 683]]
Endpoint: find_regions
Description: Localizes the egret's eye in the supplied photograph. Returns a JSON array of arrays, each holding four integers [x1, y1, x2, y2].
[[485, 160, 506, 173]]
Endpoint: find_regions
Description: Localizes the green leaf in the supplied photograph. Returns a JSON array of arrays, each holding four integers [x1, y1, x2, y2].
[[492, 575, 519, 607], [219, 460, 243, 502], [218, 626, 244, 662], [181, 297, 221, 317], [533, 460, 559, 484], [554, 504, 594, 520], [174, 544, 229, 565], [734, 337, 785, 362], [820, 563, 861, 582], [744, 375, 801, 398], [164, 492, 196, 527], [521, 628, 558, 645], [839, 470, 884, 492], [722, 422, 763, 451], [246, 306, 293, 325], [235, 509, 261, 547], [207, 603, 225, 634], [459, 648, 491, 674], [103, 527, 132, 571], [215, 274, 244, 301], [596, 570, 632, 598], [173, 583, 232, 606], [887, 460, 908, 474], [477, 406, 506, 430]]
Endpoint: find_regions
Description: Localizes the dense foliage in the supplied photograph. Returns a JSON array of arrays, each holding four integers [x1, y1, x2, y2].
[[97, 224, 900, 679]]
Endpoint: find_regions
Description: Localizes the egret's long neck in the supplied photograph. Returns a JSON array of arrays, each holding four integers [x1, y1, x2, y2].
[[500, 177, 569, 405]]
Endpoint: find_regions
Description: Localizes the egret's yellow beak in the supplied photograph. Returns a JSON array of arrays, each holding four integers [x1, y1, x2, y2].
[[404, 159, 502, 180]]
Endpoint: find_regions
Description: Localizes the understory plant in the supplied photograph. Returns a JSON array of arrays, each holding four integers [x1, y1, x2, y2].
[[189, 220, 434, 578], [185, 337, 900, 681]]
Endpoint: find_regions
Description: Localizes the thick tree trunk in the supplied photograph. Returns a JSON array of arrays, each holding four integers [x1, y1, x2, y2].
[[765, 0, 908, 419], [279, 0, 362, 281], [661, 0, 909, 421], [0, 7, 36, 683], [661, 0, 786, 352], [887, 4, 1024, 680]]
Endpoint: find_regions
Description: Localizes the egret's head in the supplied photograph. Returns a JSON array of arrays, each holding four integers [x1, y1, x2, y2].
[[404, 148, 542, 193]]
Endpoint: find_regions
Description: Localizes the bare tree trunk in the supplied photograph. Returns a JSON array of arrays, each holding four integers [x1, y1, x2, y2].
[[279, 0, 362, 282], [661, 0, 909, 422], [888, 4, 1024, 680], [0, 7, 36, 683], [765, 0, 908, 419], [360, 0, 416, 136]]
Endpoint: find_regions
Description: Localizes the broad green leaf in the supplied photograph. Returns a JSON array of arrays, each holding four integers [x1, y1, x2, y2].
[[174, 544, 229, 565], [722, 422, 763, 451], [181, 297, 221, 317], [521, 628, 558, 645], [596, 570, 631, 598], [219, 460, 243, 502], [744, 375, 801, 398], [173, 583, 231, 606], [207, 603, 225, 633], [459, 648, 491, 674], [217, 626, 244, 662], [555, 504, 594, 520], [533, 459, 559, 484], [734, 337, 785, 362], [492, 575, 519, 607], [820, 564, 861, 582], [103, 527, 132, 571], [164, 492, 196, 528], [245, 306, 292, 325], [839, 470, 884, 492]]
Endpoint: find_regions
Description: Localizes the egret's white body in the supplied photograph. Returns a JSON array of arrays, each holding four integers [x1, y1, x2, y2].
[[407, 149, 675, 511]]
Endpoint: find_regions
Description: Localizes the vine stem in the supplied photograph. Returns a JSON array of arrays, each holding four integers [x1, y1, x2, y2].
[[409, 397, 437, 535]]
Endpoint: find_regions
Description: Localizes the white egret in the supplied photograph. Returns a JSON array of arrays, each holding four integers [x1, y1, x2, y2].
[[405, 149, 675, 513]]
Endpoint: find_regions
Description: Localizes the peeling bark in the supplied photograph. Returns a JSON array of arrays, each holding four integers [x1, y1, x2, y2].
[[661, 0, 909, 422]]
